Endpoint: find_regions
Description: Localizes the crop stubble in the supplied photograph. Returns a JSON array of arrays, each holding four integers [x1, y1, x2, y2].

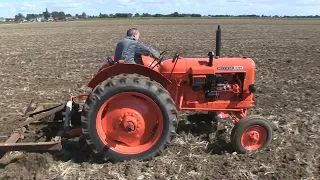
[[0, 19, 319, 179]]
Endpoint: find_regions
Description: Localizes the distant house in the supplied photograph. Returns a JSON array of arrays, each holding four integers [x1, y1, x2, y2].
[[36, 16, 43, 22], [48, 15, 54, 21], [0, 17, 5, 22], [18, 18, 27, 23], [29, 16, 44, 22], [65, 17, 75, 21]]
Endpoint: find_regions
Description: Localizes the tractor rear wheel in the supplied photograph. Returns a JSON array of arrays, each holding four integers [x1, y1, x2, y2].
[[81, 74, 178, 162], [230, 115, 273, 153]]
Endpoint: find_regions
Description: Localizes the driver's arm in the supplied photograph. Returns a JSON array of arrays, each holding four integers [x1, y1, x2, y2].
[[134, 42, 161, 59]]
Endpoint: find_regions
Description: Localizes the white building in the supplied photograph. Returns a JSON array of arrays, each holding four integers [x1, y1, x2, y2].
[[29, 16, 43, 22], [0, 17, 6, 22], [48, 15, 54, 21]]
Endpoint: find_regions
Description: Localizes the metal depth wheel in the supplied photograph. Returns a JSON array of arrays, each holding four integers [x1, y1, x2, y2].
[[230, 115, 273, 153], [81, 74, 178, 162]]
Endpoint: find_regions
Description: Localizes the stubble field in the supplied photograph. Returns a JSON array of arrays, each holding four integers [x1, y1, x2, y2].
[[0, 18, 319, 179]]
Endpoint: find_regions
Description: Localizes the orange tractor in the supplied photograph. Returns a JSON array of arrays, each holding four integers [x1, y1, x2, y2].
[[0, 25, 275, 162]]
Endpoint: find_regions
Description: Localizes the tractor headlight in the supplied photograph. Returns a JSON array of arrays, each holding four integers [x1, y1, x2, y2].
[[249, 84, 256, 93]]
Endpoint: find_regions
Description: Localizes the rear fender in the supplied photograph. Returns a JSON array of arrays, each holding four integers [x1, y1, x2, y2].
[[88, 64, 172, 89]]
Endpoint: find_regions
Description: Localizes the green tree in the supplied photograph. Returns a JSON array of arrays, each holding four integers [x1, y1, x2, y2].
[[15, 13, 24, 21], [50, 11, 66, 20], [142, 13, 151, 17], [26, 14, 33, 20], [58, 12, 65, 20], [99, 13, 108, 18], [171, 12, 179, 17], [82, 12, 87, 18], [153, 14, 162, 17], [51, 11, 59, 19], [190, 14, 201, 17]]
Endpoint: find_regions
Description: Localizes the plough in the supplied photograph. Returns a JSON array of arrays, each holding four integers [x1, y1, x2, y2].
[[0, 95, 87, 163]]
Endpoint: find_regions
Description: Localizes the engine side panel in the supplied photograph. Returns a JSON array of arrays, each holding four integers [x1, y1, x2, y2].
[[178, 72, 254, 111], [163, 57, 256, 111]]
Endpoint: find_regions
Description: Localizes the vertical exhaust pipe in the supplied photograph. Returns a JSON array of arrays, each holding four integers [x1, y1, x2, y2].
[[215, 25, 221, 57], [208, 25, 221, 66]]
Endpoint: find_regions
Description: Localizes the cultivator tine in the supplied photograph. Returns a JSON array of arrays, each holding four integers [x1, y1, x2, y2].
[[0, 102, 67, 163], [27, 105, 45, 116], [26, 103, 64, 117], [19, 103, 65, 127], [23, 100, 57, 117], [23, 100, 37, 116], [0, 94, 88, 150]]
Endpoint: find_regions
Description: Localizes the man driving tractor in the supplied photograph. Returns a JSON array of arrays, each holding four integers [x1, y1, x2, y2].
[[114, 28, 162, 64]]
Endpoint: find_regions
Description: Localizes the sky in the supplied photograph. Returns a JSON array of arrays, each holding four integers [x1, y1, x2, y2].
[[0, 0, 319, 18]]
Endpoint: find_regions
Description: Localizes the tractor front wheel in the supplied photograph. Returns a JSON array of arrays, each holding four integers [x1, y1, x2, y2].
[[230, 115, 273, 153], [81, 74, 178, 162]]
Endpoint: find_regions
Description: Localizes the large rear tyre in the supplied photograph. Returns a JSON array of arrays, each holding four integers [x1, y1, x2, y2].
[[81, 74, 178, 162]]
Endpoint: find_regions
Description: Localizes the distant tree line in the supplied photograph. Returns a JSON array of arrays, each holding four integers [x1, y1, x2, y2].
[[13, 9, 320, 22], [14, 8, 87, 21], [86, 12, 320, 19], [206, 14, 320, 18], [98, 12, 202, 18]]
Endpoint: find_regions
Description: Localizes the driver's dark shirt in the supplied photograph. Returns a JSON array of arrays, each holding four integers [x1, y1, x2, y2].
[[114, 36, 161, 64]]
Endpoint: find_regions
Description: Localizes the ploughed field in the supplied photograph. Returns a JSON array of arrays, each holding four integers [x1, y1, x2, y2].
[[0, 18, 319, 179]]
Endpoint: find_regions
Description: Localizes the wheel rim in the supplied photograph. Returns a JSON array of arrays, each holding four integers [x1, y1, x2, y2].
[[240, 125, 267, 150], [96, 92, 164, 154]]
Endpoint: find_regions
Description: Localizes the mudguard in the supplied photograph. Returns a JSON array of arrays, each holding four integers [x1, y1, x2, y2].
[[87, 64, 172, 89]]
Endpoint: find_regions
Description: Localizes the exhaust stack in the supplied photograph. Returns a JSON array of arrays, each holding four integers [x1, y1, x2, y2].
[[208, 25, 221, 66], [215, 25, 221, 57]]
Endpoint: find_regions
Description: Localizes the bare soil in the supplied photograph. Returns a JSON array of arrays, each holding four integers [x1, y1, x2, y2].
[[0, 19, 319, 180]]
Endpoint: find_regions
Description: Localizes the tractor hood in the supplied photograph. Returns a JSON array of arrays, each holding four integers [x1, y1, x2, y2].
[[159, 57, 255, 75]]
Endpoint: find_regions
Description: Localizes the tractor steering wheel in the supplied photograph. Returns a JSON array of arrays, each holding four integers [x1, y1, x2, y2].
[[150, 51, 167, 69], [156, 51, 167, 62]]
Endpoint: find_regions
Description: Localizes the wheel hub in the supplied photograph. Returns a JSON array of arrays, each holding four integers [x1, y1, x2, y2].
[[120, 113, 138, 132], [240, 125, 268, 150], [249, 131, 259, 142], [126, 122, 135, 132]]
